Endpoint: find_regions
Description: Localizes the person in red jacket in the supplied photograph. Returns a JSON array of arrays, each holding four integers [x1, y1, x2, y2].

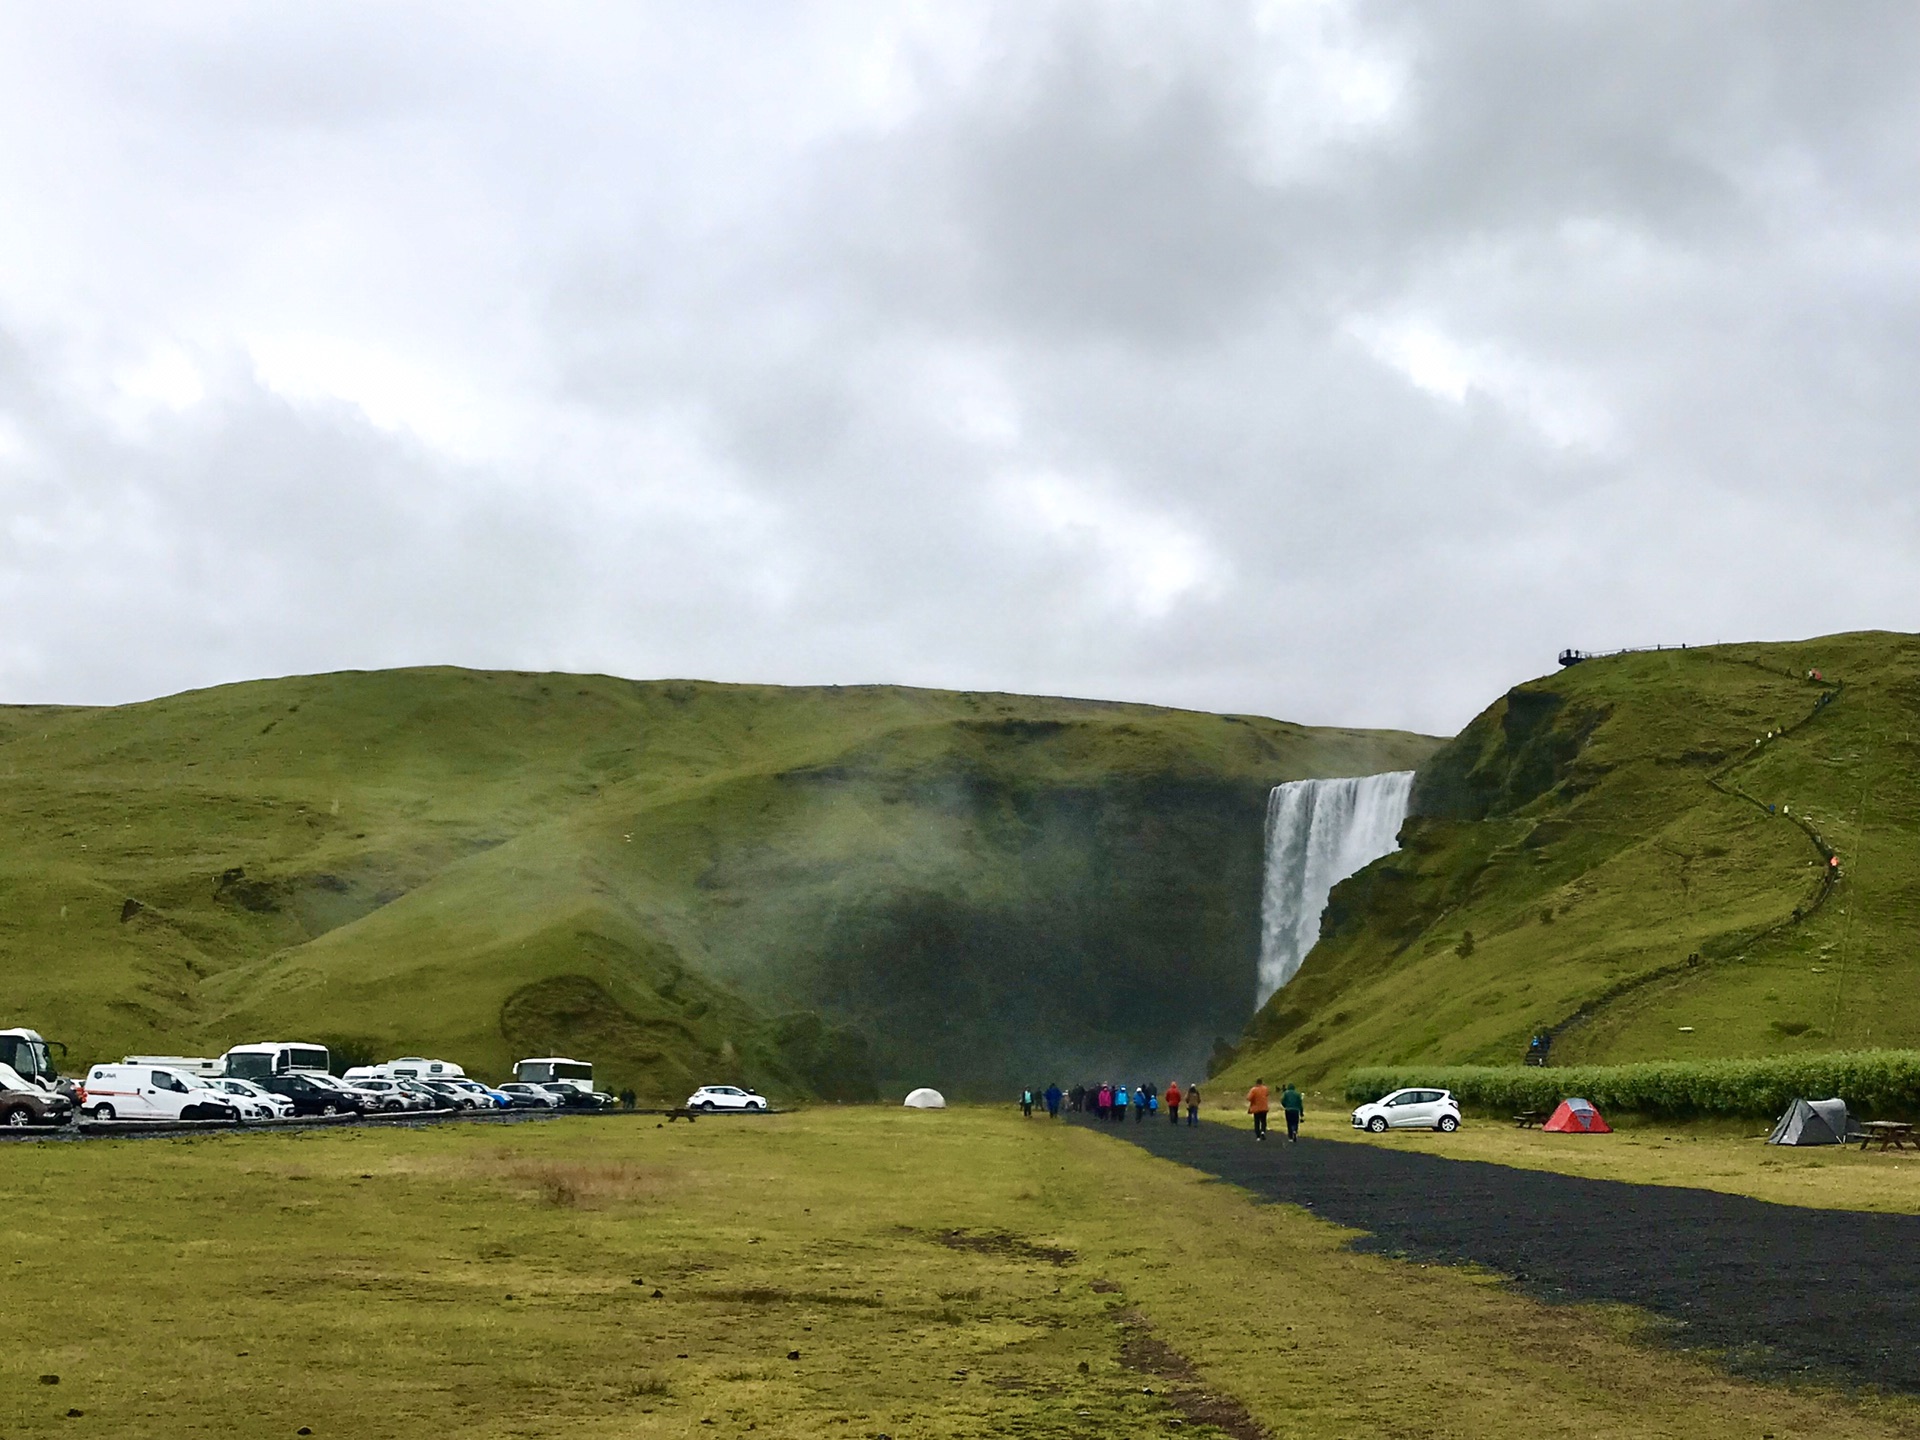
[[1165, 1080, 1182, 1125], [1246, 1079, 1270, 1140]]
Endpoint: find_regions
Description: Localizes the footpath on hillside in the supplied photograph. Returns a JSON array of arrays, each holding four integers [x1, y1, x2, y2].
[[1084, 1115, 1920, 1394]]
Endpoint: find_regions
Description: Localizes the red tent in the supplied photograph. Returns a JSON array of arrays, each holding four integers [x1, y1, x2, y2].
[[1541, 1097, 1611, 1133]]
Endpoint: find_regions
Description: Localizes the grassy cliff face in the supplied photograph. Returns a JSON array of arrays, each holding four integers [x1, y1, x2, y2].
[[0, 669, 1435, 1098], [1222, 631, 1920, 1091]]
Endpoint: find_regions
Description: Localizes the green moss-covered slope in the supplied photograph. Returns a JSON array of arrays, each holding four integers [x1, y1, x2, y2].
[[1222, 631, 1920, 1092], [0, 669, 1435, 1098]]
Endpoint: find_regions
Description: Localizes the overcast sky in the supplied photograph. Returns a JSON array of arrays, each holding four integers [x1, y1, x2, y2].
[[0, 3, 1913, 735]]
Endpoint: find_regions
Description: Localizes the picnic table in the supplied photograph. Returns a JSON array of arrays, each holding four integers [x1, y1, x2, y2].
[[1859, 1120, 1913, 1152], [1514, 1110, 1548, 1129]]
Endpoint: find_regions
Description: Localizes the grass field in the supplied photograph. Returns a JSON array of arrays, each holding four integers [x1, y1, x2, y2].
[[1227, 631, 1920, 1091], [5, 1108, 1916, 1438], [0, 670, 1434, 1098]]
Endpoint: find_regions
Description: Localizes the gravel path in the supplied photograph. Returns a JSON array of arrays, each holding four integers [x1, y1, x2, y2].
[[1091, 1116, 1920, 1393]]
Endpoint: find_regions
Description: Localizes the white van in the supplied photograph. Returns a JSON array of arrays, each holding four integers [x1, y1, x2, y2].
[[80, 1064, 241, 1122], [514, 1056, 593, 1095], [220, 1042, 331, 1081]]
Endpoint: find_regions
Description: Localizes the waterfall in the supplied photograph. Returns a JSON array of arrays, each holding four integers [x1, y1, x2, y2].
[[1257, 772, 1415, 1002]]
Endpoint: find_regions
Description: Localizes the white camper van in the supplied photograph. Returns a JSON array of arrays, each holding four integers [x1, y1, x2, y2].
[[220, 1042, 331, 1081], [513, 1056, 593, 1096], [124, 1055, 224, 1078], [343, 1056, 466, 1083], [80, 1064, 241, 1122]]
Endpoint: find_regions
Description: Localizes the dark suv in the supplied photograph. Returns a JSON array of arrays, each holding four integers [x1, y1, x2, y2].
[[258, 1073, 366, 1117], [0, 1086, 74, 1128]]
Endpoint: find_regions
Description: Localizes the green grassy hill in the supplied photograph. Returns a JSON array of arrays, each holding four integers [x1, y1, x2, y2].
[[1221, 631, 1920, 1093], [0, 669, 1435, 1099]]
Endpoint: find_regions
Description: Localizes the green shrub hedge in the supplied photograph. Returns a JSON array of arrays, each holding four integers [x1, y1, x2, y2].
[[1343, 1050, 1920, 1119]]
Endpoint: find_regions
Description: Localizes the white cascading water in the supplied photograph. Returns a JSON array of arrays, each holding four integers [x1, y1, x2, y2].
[[1257, 772, 1416, 1002]]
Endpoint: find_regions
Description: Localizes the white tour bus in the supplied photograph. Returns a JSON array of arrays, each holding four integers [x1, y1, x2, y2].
[[221, 1042, 331, 1081], [0, 1027, 63, 1094], [513, 1056, 593, 1096]]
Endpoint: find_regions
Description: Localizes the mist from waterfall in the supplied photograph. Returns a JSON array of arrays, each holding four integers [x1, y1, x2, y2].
[[1257, 772, 1415, 1003]]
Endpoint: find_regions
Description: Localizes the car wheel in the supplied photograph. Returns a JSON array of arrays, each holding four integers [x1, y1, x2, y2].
[[749, 1100, 765, 1111], [321, 1102, 341, 1116], [698, 1100, 716, 1112], [92, 1103, 116, 1121], [3, 1107, 29, 1128], [1438, 1115, 1460, 1133], [1366, 1115, 1388, 1133]]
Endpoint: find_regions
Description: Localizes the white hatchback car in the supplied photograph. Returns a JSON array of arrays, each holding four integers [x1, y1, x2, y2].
[[685, 1085, 767, 1113], [1351, 1088, 1461, 1133], [203, 1076, 295, 1121]]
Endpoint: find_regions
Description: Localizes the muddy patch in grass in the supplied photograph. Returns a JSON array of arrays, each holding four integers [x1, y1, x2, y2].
[[1117, 1308, 1270, 1440], [930, 1228, 1077, 1266], [696, 1286, 885, 1308], [504, 1161, 664, 1208]]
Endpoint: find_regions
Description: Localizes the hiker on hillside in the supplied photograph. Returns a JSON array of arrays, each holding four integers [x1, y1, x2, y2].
[[1281, 1082, 1304, 1143], [1165, 1080, 1182, 1124], [1247, 1078, 1270, 1140], [1185, 1085, 1200, 1126], [1114, 1084, 1130, 1121], [1099, 1083, 1113, 1119], [1045, 1082, 1062, 1119], [1146, 1088, 1158, 1121], [619, 1088, 637, 1111], [1021, 1087, 1034, 1118]]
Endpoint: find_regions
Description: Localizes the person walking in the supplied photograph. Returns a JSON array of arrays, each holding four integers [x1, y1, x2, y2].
[[1045, 1082, 1062, 1119], [1165, 1080, 1182, 1124], [1247, 1078, 1270, 1140], [1281, 1081, 1304, 1142], [1185, 1085, 1200, 1126], [1021, 1087, 1034, 1118], [1098, 1083, 1113, 1120], [1114, 1084, 1129, 1122], [1146, 1088, 1158, 1121]]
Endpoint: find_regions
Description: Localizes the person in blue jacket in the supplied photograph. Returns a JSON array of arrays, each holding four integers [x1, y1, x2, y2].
[[1044, 1083, 1062, 1119], [1113, 1084, 1129, 1121]]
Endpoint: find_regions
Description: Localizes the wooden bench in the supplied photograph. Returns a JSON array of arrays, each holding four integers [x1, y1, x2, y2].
[[1859, 1120, 1912, 1152], [1514, 1110, 1548, 1129]]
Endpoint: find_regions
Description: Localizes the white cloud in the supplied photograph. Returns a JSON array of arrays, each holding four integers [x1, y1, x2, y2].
[[0, 1, 1911, 732], [1001, 470, 1225, 620]]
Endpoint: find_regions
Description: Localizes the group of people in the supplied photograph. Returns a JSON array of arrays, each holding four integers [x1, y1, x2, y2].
[[1018, 1077, 1303, 1141], [1030, 1081, 1203, 1124]]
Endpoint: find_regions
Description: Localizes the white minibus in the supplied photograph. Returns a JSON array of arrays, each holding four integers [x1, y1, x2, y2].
[[513, 1056, 593, 1095], [220, 1042, 331, 1081]]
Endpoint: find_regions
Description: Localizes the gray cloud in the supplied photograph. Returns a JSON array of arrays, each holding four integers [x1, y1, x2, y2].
[[0, 2, 1913, 732]]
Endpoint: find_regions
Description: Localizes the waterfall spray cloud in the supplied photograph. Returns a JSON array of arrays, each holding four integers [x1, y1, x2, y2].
[[1257, 772, 1414, 1002]]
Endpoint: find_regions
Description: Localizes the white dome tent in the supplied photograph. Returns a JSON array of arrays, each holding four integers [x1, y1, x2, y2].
[[902, 1088, 946, 1109]]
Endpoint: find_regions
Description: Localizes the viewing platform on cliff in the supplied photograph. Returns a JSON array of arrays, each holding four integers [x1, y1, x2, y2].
[[1558, 643, 1692, 667]]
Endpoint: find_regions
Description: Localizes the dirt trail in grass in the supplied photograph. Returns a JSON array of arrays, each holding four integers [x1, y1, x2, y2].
[[1098, 1117, 1920, 1393]]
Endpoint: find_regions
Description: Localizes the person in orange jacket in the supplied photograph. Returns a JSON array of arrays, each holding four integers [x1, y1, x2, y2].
[[1247, 1078, 1270, 1140], [1165, 1080, 1183, 1125]]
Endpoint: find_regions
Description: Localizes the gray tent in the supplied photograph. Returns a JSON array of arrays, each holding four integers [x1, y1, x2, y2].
[[1766, 1097, 1852, 1146]]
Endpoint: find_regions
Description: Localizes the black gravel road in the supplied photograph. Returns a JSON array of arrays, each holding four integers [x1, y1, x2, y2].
[[1090, 1117, 1920, 1393]]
